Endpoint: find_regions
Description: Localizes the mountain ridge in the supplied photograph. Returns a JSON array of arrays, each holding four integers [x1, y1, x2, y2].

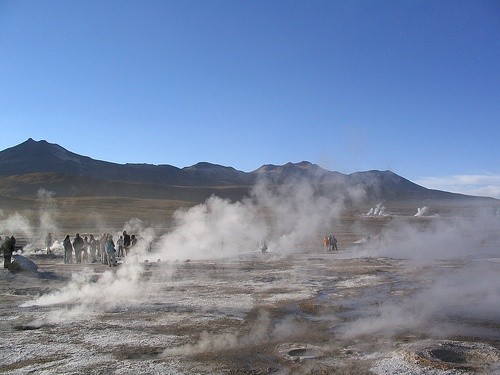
[[0, 138, 496, 203]]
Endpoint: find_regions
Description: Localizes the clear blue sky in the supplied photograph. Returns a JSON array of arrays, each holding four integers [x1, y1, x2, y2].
[[1, 1, 499, 197]]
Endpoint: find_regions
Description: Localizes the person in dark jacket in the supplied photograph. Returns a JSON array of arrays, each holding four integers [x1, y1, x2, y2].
[[100, 233, 107, 264], [123, 231, 131, 256], [89, 235, 97, 263], [329, 235, 338, 251], [45, 233, 52, 254], [1, 236, 15, 268], [63, 235, 73, 264], [73, 233, 84, 264]]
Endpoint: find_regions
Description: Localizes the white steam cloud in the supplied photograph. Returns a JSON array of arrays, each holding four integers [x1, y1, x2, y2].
[[149, 179, 344, 261], [0, 188, 59, 251], [14, 177, 499, 347], [343, 210, 500, 339], [338, 259, 500, 340], [0, 212, 34, 239], [365, 203, 387, 216], [414, 206, 428, 217], [162, 310, 306, 356], [25, 177, 347, 322], [36, 188, 58, 248], [22, 255, 145, 324], [353, 212, 498, 263]]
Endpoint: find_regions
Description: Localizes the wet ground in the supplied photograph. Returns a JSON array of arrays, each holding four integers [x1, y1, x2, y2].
[[0, 251, 499, 374]]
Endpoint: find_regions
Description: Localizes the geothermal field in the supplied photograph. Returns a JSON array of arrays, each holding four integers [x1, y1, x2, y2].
[[0, 187, 499, 374]]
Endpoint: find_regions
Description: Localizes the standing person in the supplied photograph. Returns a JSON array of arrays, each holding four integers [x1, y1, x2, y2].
[[117, 235, 124, 257], [105, 234, 117, 267], [89, 235, 97, 263], [45, 233, 53, 254], [330, 235, 338, 251], [130, 234, 137, 251], [82, 236, 89, 263], [95, 239, 100, 262], [63, 235, 73, 264], [1, 235, 15, 269], [100, 234, 107, 264], [259, 239, 267, 254], [122, 231, 131, 256], [323, 235, 330, 252], [73, 233, 84, 264]]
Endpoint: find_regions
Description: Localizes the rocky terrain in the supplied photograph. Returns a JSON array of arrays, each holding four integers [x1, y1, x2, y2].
[[1, 212, 498, 374]]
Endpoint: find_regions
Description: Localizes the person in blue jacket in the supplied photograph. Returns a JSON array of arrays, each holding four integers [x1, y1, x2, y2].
[[105, 234, 117, 267]]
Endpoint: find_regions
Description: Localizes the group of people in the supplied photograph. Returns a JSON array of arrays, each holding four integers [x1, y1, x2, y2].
[[1, 235, 16, 269], [323, 234, 338, 252], [60, 231, 137, 267]]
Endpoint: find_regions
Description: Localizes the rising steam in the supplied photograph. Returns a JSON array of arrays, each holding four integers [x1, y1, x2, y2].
[[6, 177, 499, 346], [344, 210, 500, 340], [22, 177, 347, 322], [149, 178, 344, 261]]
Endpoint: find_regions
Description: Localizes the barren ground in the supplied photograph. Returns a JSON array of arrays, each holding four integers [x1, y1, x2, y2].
[[0, 197, 499, 374], [1, 248, 498, 374]]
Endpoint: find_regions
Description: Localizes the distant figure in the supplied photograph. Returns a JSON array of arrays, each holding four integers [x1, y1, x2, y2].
[[105, 234, 117, 267], [323, 235, 330, 252], [63, 235, 73, 264], [329, 235, 338, 251], [130, 234, 137, 249], [73, 233, 84, 264], [117, 235, 124, 257], [259, 239, 268, 254], [1, 235, 15, 269], [123, 231, 131, 256], [82, 236, 89, 263], [100, 233, 107, 264], [89, 235, 97, 263], [95, 239, 100, 262], [45, 233, 53, 254]]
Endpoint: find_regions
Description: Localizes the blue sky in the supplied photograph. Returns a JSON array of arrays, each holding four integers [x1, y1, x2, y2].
[[1, 1, 499, 197]]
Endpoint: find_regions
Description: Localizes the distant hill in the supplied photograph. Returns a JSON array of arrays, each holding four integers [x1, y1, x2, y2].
[[0, 138, 496, 204], [0, 138, 188, 185]]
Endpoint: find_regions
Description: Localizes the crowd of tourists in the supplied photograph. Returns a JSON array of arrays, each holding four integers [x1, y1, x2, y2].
[[3, 231, 339, 269], [51, 231, 137, 267]]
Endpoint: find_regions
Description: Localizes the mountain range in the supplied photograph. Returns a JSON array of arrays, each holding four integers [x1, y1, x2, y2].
[[0, 138, 496, 204]]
